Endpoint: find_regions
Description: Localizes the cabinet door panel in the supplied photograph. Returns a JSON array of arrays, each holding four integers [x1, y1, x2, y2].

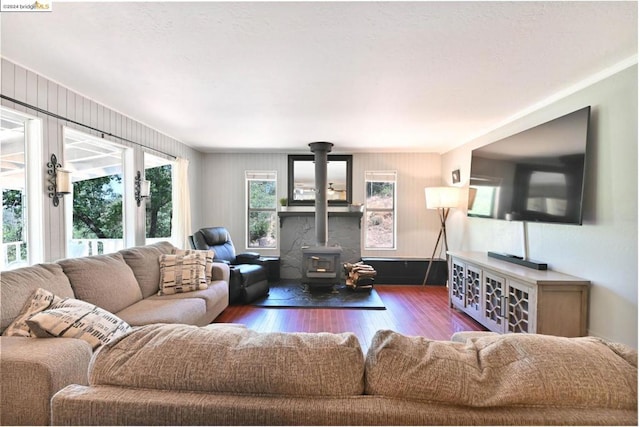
[[464, 264, 482, 320], [483, 272, 505, 333], [506, 281, 536, 333], [450, 260, 465, 309]]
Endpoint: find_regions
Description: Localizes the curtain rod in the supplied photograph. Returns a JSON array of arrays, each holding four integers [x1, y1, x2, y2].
[[0, 94, 177, 160]]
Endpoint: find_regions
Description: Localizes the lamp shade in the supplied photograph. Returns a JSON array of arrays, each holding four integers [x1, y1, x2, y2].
[[56, 168, 72, 194], [425, 186, 461, 209], [141, 180, 151, 198]]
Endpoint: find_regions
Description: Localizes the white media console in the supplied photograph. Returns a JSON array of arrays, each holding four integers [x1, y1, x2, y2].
[[448, 251, 589, 337]]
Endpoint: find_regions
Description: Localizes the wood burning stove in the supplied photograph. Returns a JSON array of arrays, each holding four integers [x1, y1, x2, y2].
[[302, 245, 342, 287]]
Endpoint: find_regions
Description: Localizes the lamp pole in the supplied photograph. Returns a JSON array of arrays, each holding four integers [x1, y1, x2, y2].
[[422, 207, 450, 286]]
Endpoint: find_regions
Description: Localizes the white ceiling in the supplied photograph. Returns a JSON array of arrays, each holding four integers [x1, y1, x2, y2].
[[1, 1, 637, 154]]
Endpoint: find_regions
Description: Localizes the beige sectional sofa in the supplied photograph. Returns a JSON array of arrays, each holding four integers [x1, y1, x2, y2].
[[0, 241, 230, 426], [52, 324, 637, 426]]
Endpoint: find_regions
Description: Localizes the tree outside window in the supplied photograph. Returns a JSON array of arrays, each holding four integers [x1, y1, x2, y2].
[[72, 175, 123, 242], [246, 171, 277, 248], [145, 162, 173, 240]]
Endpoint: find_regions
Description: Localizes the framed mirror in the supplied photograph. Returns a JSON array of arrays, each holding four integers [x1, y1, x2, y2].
[[287, 154, 352, 206]]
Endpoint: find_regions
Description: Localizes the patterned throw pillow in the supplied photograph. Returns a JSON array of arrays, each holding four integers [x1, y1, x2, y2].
[[173, 248, 215, 284], [158, 253, 208, 295], [2, 288, 62, 337], [26, 297, 132, 350]]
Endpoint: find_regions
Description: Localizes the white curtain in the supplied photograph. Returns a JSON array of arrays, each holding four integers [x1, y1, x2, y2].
[[172, 157, 192, 249]]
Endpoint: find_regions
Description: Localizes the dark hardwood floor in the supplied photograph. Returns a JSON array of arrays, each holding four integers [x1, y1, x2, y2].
[[214, 285, 487, 353]]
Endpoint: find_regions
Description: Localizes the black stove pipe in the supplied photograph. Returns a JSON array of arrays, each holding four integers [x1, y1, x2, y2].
[[308, 142, 333, 247]]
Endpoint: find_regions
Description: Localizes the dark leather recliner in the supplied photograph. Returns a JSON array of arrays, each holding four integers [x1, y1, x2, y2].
[[191, 227, 269, 304]]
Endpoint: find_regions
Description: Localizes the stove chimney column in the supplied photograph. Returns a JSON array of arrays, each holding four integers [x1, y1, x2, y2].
[[309, 142, 333, 247]]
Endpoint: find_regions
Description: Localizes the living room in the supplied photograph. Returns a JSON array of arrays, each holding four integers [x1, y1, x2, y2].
[[0, 2, 638, 424], [5, 0, 636, 343]]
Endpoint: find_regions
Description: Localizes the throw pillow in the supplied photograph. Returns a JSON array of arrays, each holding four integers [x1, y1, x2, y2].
[[158, 253, 208, 295], [173, 248, 215, 284], [26, 297, 132, 350], [58, 253, 143, 314], [2, 287, 62, 337]]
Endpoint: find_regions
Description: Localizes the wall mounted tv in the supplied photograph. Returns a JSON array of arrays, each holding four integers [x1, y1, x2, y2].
[[468, 106, 591, 225]]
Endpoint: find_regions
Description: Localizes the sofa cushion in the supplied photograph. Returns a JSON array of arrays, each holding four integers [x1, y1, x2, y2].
[[58, 253, 143, 314], [26, 297, 132, 350], [365, 330, 637, 409], [174, 248, 214, 284], [158, 253, 208, 295], [2, 288, 62, 337], [147, 280, 229, 313], [89, 324, 364, 396], [1, 336, 92, 426], [115, 298, 208, 326], [0, 263, 75, 334], [119, 241, 175, 298]]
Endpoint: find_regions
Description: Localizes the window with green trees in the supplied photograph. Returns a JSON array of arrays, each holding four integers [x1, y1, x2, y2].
[[72, 175, 123, 241], [365, 171, 397, 249], [246, 171, 277, 248], [65, 129, 126, 256], [144, 153, 173, 241]]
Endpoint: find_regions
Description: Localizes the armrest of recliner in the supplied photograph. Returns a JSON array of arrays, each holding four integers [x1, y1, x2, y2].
[[236, 252, 263, 265]]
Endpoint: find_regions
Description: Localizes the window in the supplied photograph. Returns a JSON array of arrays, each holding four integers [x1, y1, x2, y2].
[[364, 171, 397, 250], [64, 128, 129, 257], [246, 171, 277, 249], [144, 153, 174, 244], [1, 107, 43, 269]]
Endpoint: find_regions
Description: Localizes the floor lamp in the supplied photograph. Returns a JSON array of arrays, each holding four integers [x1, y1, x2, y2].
[[422, 186, 461, 286]]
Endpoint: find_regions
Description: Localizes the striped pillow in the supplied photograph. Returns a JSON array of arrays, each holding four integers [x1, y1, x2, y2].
[[2, 287, 62, 337], [26, 297, 132, 350], [173, 248, 214, 284], [158, 253, 208, 295]]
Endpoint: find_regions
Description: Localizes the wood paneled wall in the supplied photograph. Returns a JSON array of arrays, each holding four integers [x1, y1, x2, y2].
[[1, 58, 203, 261]]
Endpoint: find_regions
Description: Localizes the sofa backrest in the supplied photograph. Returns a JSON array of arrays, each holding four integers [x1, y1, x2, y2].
[[0, 263, 75, 334], [89, 323, 365, 397], [57, 253, 143, 314], [119, 241, 175, 298], [1, 242, 182, 332], [365, 329, 638, 409]]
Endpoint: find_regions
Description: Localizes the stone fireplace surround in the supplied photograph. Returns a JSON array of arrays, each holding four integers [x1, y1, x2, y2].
[[278, 209, 363, 280]]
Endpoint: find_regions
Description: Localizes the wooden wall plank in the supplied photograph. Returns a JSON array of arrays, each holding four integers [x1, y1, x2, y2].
[[66, 89, 76, 122], [1, 59, 16, 99], [37, 75, 48, 111], [26, 70, 38, 108], [13, 66, 27, 113], [47, 80, 57, 115]]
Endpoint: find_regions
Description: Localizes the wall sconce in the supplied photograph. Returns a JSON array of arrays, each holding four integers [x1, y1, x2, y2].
[[134, 171, 151, 207], [47, 154, 71, 207]]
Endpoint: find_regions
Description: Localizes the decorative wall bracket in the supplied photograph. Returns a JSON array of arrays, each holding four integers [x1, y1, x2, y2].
[[47, 153, 71, 207]]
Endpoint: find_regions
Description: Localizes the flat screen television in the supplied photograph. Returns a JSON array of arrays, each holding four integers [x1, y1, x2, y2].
[[468, 106, 591, 225]]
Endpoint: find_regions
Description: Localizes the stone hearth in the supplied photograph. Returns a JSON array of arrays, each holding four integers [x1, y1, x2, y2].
[[278, 210, 362, 280]]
